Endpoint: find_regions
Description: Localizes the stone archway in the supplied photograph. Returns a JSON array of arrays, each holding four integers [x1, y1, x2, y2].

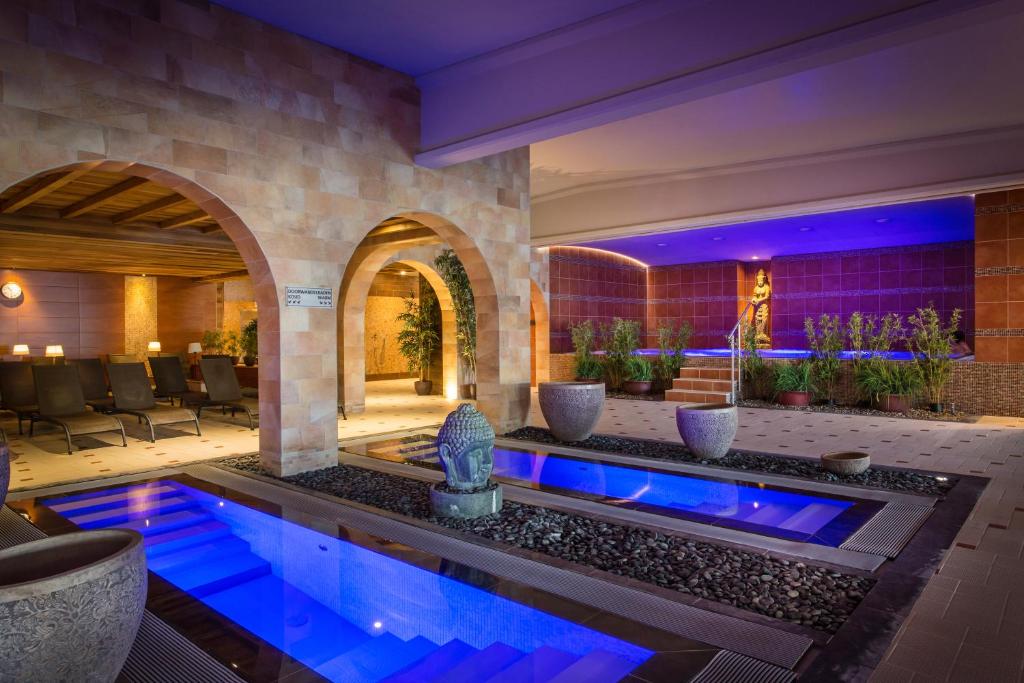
[[530, 279, 550, 386], [339, 211, 529, 431], [0, 160, 284, 469]]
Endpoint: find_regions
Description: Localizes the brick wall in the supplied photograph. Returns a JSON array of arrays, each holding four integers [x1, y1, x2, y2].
[[974, 189, 1024, 362], [647, 261, 745, 348]]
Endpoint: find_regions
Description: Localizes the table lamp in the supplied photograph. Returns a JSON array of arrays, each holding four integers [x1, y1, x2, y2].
[[44, 344, 64, 364], [187, 342, 202, 379], [147, 341, 162, 355], [12, 344, 29, 357]]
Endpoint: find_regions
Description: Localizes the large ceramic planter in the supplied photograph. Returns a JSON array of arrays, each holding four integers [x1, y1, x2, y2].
[[414, 379, 433, 396], [0, 442, 9, 508], [777, 391, 811, 407], [675, 403, 738, 460], [0, 530, 147, 682], [539, 382, 605, 442], [622, 380, 652, 395], [879, 394, 912, 413]]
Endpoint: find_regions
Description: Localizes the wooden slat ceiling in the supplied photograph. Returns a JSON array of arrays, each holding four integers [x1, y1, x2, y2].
[[0, 169, 245, 279]]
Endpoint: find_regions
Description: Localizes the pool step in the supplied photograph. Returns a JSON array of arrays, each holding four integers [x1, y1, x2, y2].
[[546, 649, 638, 682], [203, 574, 373, 667], [433, 642, 525, 683], [484, 645, 578, 682], [42, 482, 180, 506], [65, 496, 200, 528], [108, 508, 216, 536], [144, 520, 233, 556], [160, 549, 271, 598], [315, 634, 438, 682], [45, 485, 181, 515], [147, 536, 252, 573], [382, 639, 478, 683]]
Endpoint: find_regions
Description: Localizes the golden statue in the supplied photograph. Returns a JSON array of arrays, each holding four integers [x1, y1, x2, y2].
[[751, 268, 771, 348]]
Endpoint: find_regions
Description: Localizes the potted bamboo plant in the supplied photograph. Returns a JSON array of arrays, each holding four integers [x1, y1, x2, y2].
[[856, 360, 921, 413], [397, 296, 440, 396], [223, 331, 241, 365], [805, 314, 843, 405], [599, 318, 641, 391], [741, 325, 775, 400], [775, 361, 814, 406], [908, 304, 962, 412], [653, 320, 692, 392], [435, 250, 477, 399], [570, 320, 603, 381], [623, 355, 654, 395], [240, 319, 258, 367]]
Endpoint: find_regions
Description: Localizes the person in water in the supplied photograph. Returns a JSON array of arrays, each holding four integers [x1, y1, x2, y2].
[[950, 330, 972, 358]]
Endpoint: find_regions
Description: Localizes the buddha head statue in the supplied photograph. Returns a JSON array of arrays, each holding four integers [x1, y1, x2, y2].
[[435, 404, 496, 491]]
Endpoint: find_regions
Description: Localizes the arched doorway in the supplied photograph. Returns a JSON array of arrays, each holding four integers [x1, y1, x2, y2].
[[0, 160, 281, 467], [339, 211, 524, 429]]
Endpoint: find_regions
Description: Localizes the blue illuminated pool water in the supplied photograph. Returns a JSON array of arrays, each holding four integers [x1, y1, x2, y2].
[[381, 441, 875, 546], [44, 481, 652, 682], [604, 348, 923, 360]]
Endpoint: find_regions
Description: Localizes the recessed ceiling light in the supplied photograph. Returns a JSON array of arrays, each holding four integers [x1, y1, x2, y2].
[[751, 256, 759, 260], [711, 236, 724, 241], [875, 218, 889, 223], [656, 242, 668, 247], [799, 227, 813, 232]]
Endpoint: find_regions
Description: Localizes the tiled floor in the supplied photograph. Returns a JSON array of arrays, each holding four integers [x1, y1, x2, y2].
[[1, 379, 459, 492], [528, 397, 1024, 683]]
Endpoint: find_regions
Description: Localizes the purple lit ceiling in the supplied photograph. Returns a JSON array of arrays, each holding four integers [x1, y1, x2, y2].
[[575, 197, 975, 267], [212, 0, 635, 76]]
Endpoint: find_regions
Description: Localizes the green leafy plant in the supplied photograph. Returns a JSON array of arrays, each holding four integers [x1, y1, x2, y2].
[[599, 318, 641, 390], [855, 360, 921, 400], [741, 325, 775, 399], [847, 311, 866, 368], [222, 331, 241, 358], [240, 320, 258, 360], [804, 314, 843, 403], [396, 296, 440, 381], [570, 320, 603, 380], [201, 329, 223, 354], [653, 320, 692, 389], [434, 249, 476, 383], [625, 355, 654, 382], [774, 361, 815, 394], [907, 304, 962, 406]]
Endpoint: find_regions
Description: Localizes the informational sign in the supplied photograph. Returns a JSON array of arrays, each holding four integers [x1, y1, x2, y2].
[[286, 286, 334, 308]]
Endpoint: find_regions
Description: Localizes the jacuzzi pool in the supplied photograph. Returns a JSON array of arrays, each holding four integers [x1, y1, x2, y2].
[[41, 480, 654, 682], [355, 438, 882, 547]]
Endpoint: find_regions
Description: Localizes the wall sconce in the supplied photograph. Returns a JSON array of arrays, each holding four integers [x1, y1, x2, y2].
[[1, 282, 23, 300], [12, 344, 29, 357], [147, 341, 162, 354]]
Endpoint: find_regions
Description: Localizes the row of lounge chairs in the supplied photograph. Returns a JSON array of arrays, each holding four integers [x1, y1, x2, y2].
[[0, 357, 259, 454]]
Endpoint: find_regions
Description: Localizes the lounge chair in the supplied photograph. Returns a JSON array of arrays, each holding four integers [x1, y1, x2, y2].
[[149, 356, 204, 407], [30, 365, 126, 454], [197, 357, 259, 429], [107, 363, 200, 442], [69, 358, 114, 413], [108, 354, 136, 364], [0, 361, 38, 434]]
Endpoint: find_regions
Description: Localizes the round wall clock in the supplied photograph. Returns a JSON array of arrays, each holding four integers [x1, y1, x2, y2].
[[1, 282, 23, 300]]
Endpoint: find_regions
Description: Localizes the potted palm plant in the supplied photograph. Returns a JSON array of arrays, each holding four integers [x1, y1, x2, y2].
[[623, 355, 654, 395], [397, 296, 440, 395], [908, 304, 962, 412], [775, 361, 814, 406], [240, 319, 258, 366]]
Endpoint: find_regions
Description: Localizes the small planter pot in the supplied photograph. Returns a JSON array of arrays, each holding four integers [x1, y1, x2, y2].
[[243, 355, 257, 367], [459, 383, 477, 400], [821, 451, 871, 475], [414, 379, 433, 396], [538, 382, 605, 442], [879, 394, 912, 413], [777, 391, 811, 407], [675, 403, 738, 460], [229, 355, 240, 366], [622, 380, 652, 395], [0, 530, 147, 682]]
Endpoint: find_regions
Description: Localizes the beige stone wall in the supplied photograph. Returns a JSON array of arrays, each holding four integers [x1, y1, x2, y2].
[[1, 1, 531, 474], [365, 295, 412, 377], [124, 275, 157, 361], [222, 278, 256, 341]]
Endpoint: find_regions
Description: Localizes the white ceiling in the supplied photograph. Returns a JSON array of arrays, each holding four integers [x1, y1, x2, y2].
[[531, 9, 1024, 200]]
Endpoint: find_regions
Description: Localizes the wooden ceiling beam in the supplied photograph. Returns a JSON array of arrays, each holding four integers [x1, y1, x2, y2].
[[192, 269, 250, 283], [160, 210, 210, 230], [0, 168, 94, 213], [0, 212, 237, 250], [111, 193, 188, 224], [60, 177, 150, 218], [360, 226, 439, 249]]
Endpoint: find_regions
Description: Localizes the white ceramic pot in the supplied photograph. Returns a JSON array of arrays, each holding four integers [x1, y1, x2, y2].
[[675, 403, 738, 460]]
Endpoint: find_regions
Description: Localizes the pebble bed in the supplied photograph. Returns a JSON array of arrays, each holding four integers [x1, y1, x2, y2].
[[737, 399, 971, 423], [223, 453, 874, 633], [502, 427, 954, 497]]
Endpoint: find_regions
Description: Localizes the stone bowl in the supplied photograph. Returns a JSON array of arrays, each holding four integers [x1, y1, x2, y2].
[[538, 382, 605, 442], [821, 451, 871, 475], [675, 403, 738, 460], [0, 530, 147, 682]]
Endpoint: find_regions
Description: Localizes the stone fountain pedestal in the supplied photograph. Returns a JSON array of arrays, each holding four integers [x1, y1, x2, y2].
[[430, 482, 503, 519]]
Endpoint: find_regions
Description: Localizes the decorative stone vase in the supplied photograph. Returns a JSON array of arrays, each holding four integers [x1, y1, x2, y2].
[[821, 451, 871, 475], [0, 442, 9, 508], [879, 394, 911, 413], [622, 380, 652, 395], [777, 390, 811, 407], [675, 404, 738, 460], [414, 379, 433, 396], [538, 382, 605, 442], [430, 404, 501, 518], [0, 530, 147, 682]]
